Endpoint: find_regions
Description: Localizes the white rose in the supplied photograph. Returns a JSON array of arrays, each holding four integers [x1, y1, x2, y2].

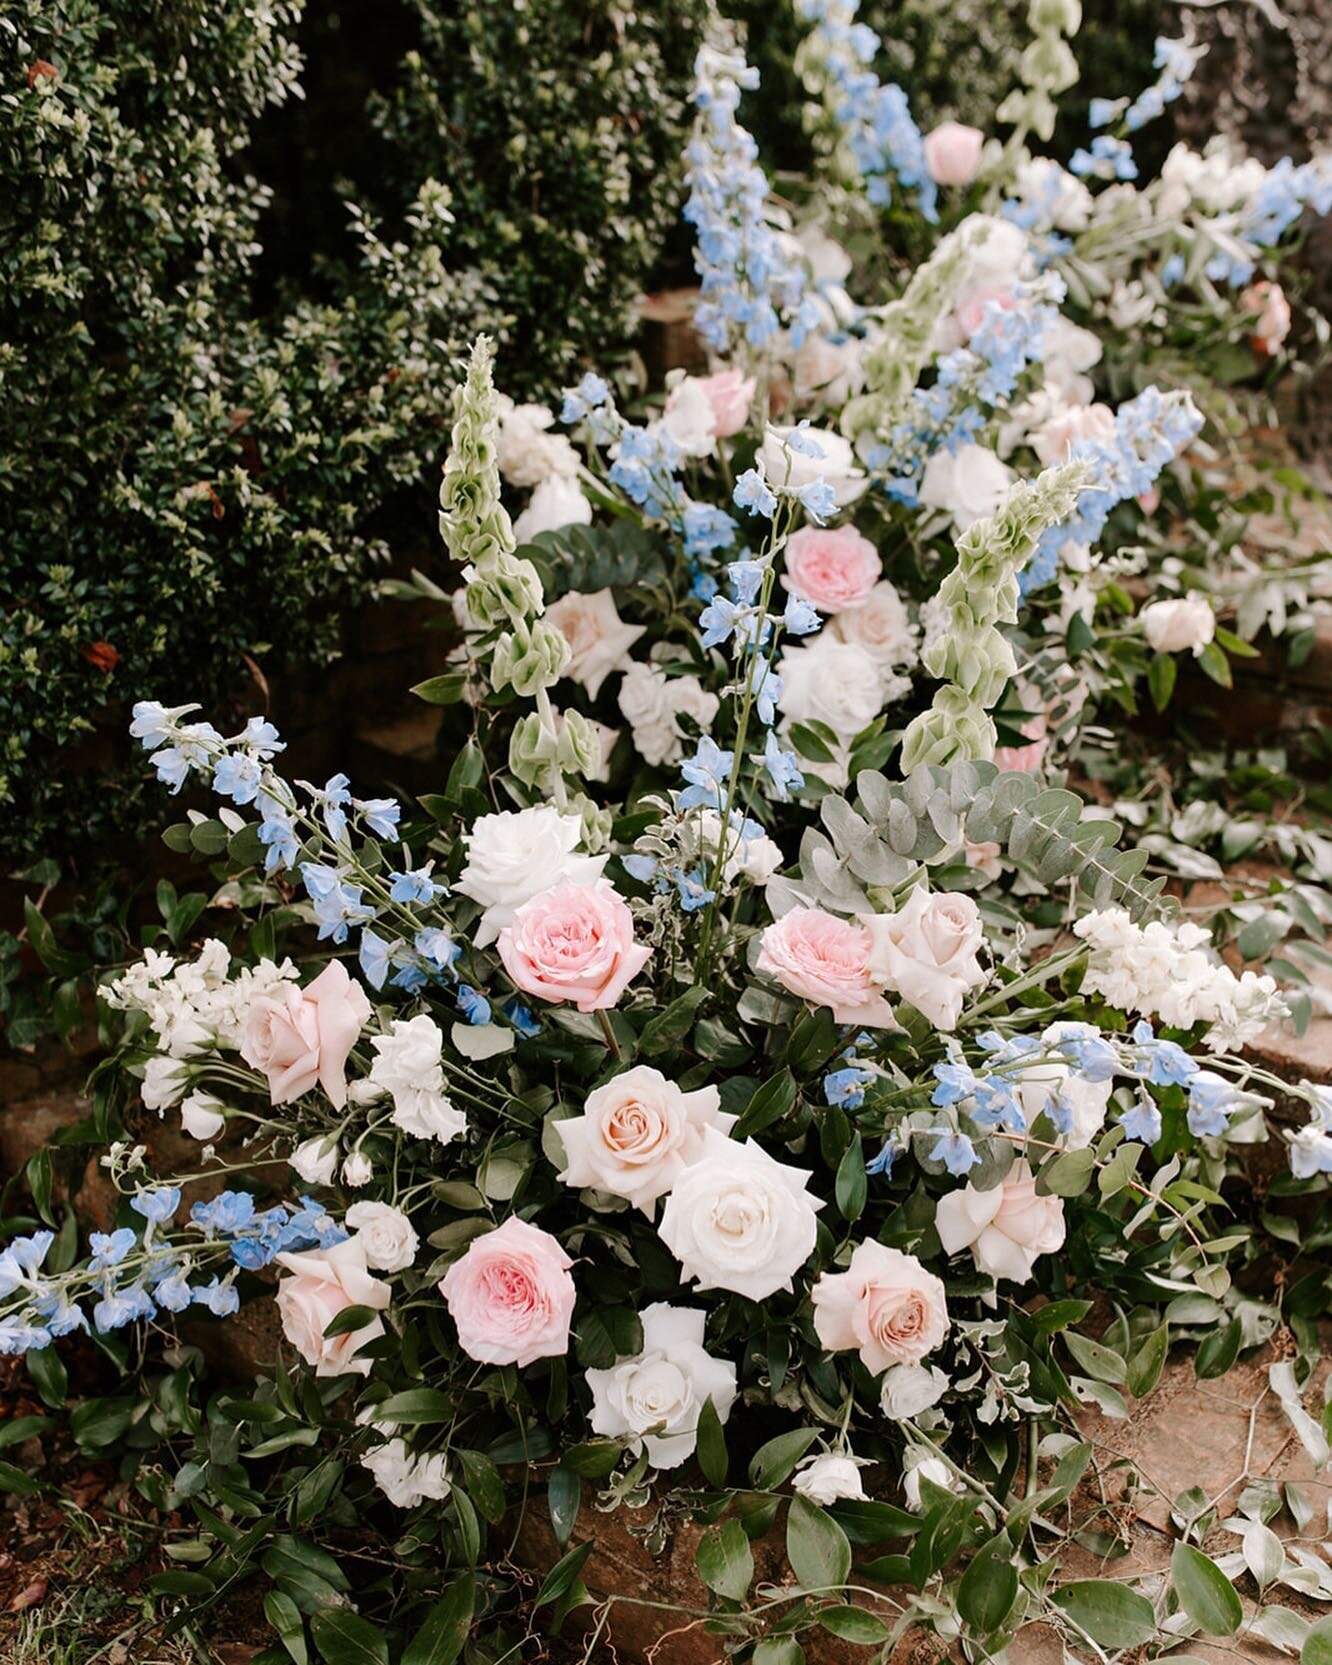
[[660, 376, 720, 458], [180, 1090, 226, 1141], [341, 1151, 374, 1188], [759, 424, 866, 507], [683, 810, 784, 888], [1042, 317, 1102, 406], [830, 582, 916, 672], [793, 1452, 870, 1505], [361, 1437, 451, 1508], [618, 663, 719, 768], [557, 1064, 736, 1215], [935, 1160, 1066, 1284], [880, 1363, 949, 1420], [141, 1056, 189, 1110], [798, 223, 854, 286], [657, 1127, 823, 1302], [903, 1454, 959, 1511], [346, 1201, 420, 1273], [368, 1015, 468, 1144], [513, 474, 593, 543], [779, 637, 882, 743], [862, 889, 988, 1031], [1030, 402, 1116, 467], [1140, 594, 1215, 657], [586, 1303, 738, 1469], [456, 807, 608, 947], [918, 445, 1014, 530], [495, 396, 579, 486], [1012, 1039, 1112, 1150], [290, 1135, 339, 1187], [544, 589, 646, 700]]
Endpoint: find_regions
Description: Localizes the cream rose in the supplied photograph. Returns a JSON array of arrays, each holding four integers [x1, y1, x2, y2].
[[495, 396, 579, 486], [657, 1127, 823, 1302], [513, 474, 593, 543], [862, 889, 987, 1031], [275, 1237, 390, 1378], [290, 1135, 339, 1187], [557, 1065, 736, 1215], [346, 1201, 420, 1273], [1242, 280, 1291, 355], [812, 1242, 949, 1373], [935, 1160, 1066, 1283], [923, 121, 984, 187], [661, 376, 722, 458], [456, 806, 608, 947], [778, 636, 884, 785], [1140, 594, 1216, 657], [759, 424, 866, 508], [586, 1303, 737, 1469], [1030, 402, 1116, 467], [240, 962, 371, 1110], [617, 662, 719, 767], [830, 581, 915, 671], [544, 589, 646, 700], [693, 368, 756, 437]]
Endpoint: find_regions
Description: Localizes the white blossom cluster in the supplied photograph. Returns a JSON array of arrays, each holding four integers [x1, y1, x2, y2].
[[100, 941, 298, 1059]]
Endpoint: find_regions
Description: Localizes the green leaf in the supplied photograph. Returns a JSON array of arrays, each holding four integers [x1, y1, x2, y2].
[[410, 673, 468, 705], [1063, 1332, 1126, 1385], [753, 1641, 805, 1665], [957, 1538, 1019, 1635], [574, 1306, 642, 1370], [1031, 1299, 1093, 1334], [1050, 1581, 1157, 1649], [834, 1136, 867, 1222], [1126, 1324, 1169, 1399], [534, 1541, 593, 1608], [1197, 640, 1232, 688], [749, 1427, 820, 1491], [786, 1007, 842, 1074], [149, 1570, 216, 1596], [820, 1605, 890, 1643], [1194, 1318, 1241, 1380], [1037, 1148, 1096, 1197], [69, 1395, 139, 1450], [638, 985, 709, 1056], [402, 1575, 475, 1665], [790, 722, 837, 763], [1148, 651, 1177, 712], [561, 1439, 623, 1478], [1303, 1616, 1332, 1665], [374, 1389, 454, 1425], [1066, 611, 1095, 657], [0, 1461, 42, 1497], [455, 1448, 506, 1524], [264, 1590, 309, 1665], [1172, 1541, 1242, 1635], [322, 1304, 379, 1339], [786, 1495, 852, 1593], [695, 1395, 728, 1489], [309, 1609, 389, 1665], [733, 1072, 798, 1140], [547, 1468, 580, 1548], [695, 1519, 753, 1602]]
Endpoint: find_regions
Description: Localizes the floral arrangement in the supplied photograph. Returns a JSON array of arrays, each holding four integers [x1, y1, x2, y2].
[[7, 3, 1332, 1659]]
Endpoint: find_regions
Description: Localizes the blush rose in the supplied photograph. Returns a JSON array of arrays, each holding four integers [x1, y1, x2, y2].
[[438, 1216, 576, 1368], [241, 962, 371, 1109], [275, 1237, 390, 1378], [782, 524, 882, 613], [812, 1242, 950, 1373], [498, 880, 651, 1012], [757, 906, 895, 1028]]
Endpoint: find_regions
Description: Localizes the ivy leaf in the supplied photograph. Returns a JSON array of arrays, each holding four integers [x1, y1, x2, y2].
[[695, 1395, 728, 1489], [309, 1610, 389, 1665], [957, 1537, 1019, 1635], [695, 1519, 753, 1602], [1172, 1541, 1242, 1635], [786, 1495, 852, 1593], [402, 1574, 475, 1665], [1050, 1580, 1157, 1649]]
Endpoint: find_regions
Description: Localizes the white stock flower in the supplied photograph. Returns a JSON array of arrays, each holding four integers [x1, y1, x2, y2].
[[682, 810, 784, 888], [341, 1151, 374, 1188], [367, 1015, 467, 1143], [179, 1090, 226, 1141], [618, 662, 719, 768], [657, 1127, 823, 1302], [903, 1454, 958, 1511], [586, 1303, 737, 1469], [513, 474, 593, 543], [360, 1437, 451, 1508], [290, 1136, 339, 1187], [544, 589, 646, 699], [346, 1201, 420, 1272], [918, 444, 1014, 531], [456, 807, 607, 947], [1042, 317, 1102, 406], [556, 1065, 736, 1215], [495, 396, 579, 486], [140, 1056, 190, 1111], [793, 1452, 870, 1505]]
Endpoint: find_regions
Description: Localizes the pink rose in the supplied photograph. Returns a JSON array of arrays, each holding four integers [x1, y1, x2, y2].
[[963, 839, 1002, 882], [1241, 280, 1291, 355], [993, 712, 1048, 776], [275, 1237, 390, 1377], [955, 284, 1017, 340], [757, 907, 895, 1028], [923, 121, 984, 187], [935, 1160, 1066, 1283], [240, 961, 371, 1110], [438, 1215, 575, 1368], [782, 525, 883, 613], [1137, 485, 1161, 515], [812, 1242, 949, 1373], [498, 880, 651, 1012], [694, 368, 755, 438]]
